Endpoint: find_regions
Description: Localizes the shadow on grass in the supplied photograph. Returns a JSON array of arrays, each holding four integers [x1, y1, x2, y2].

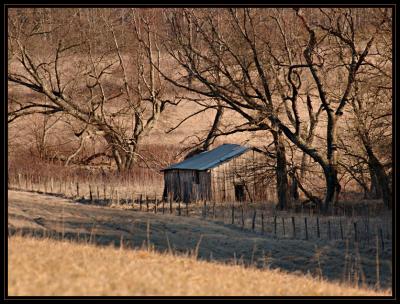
[[7, 189, 393, 290]]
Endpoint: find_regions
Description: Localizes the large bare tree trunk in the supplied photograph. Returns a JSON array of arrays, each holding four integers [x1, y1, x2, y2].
[[323, 116, 340, 212], [322, 166, 341, 213], [365, 144, 392, 209], [272, 130, 290, 210], [368, 165, 381, 199]]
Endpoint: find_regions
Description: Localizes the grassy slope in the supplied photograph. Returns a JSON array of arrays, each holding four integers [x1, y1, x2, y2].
[[8, 235, 390, 296], [8, 190, 393, 296]]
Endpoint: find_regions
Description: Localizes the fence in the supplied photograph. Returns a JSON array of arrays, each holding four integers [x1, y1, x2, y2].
[[8, 173, 392, 250]]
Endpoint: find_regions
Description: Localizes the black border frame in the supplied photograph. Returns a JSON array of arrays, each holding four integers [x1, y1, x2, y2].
[[2, 1, 397, 301]]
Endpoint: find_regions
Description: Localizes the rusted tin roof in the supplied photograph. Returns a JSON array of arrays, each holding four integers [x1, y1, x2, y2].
[[162, 144, 250, 171]]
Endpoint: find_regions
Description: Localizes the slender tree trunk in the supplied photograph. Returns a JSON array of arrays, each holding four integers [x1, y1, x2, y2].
[[203, 104, 223, 150], [111, 148, 123, 172], [124, 144, 137, 171], [107, 136, 138, 173], [272, 130, 290, 210], [299, 153, 308, 179], [290, 172, 300, 202], [299, 119, 318, 197], [115, 149, 138, 172], [299, 130, 316, 179]]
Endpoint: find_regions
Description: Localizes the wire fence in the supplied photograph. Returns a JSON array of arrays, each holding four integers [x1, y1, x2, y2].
[[8, 172, 392, 251]]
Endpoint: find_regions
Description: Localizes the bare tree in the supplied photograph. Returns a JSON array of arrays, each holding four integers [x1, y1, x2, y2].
[[336, 8, 392, 207], [160, 8, 390, 212], [8, 8, 177, 172]]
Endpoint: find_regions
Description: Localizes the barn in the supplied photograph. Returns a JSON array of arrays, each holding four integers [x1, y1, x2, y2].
[[161, 144, 269, 203]]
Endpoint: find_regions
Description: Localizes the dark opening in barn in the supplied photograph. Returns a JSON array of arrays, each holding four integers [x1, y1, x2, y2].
[[234, 183, 245, 201]]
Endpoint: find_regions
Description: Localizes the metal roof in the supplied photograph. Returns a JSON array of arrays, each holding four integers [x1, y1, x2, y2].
[[162, 144, 250, 171]]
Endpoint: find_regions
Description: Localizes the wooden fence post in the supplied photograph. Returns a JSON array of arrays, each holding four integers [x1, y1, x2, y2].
[[386, 222, 390, 240], [140, 194, 143, 211], [76, 182, 79, 198], [89, 184, 93, 202], [379, 228, 384, 251], [178, 201, 181, 216], [162, 200, 165, 214], [38, 176, 41, 192], [241, 206, 244, 229], [274, 216, 277, 237], [212, 202, 216, 219], [252, 210, 256, 231], [186, 201, 189, 216], [51, 177, 54, 193], [304, 217, 308, 240], [96, 186, 100, 201], [340, 219, 344, 240], [354, 222, 358, 243], [375, 233, 380, 289], [169, 198, 172, 214], [203, 201, 207, 218], [316, 217, 320, 238], [146, 197, 149, 212], [282, 217, 286, 236], [103, 184, 107, 201], [261, 213, 264, 234], [328, 220, 331, 240], [17, 173, 21, 189], [231, 205, 235, 225], [292, 216, 296, 239], [155, 198, 158, 214]]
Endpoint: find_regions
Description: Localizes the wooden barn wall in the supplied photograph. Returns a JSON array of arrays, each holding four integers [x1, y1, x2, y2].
[[210, 150, 270, 203], [164, 170, 211, 203]]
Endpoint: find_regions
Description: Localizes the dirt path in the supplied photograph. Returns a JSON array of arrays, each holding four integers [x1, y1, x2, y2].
[[8, 190, 392, 289]]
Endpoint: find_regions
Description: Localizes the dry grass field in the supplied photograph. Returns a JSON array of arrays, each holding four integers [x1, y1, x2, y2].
[[8, 235, 391, 296], [8, 190, 392, 296]]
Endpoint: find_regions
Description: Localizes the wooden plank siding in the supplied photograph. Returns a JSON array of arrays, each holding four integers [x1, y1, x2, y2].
[[210, 149, 269, 203], [164, 170, 211, 202]]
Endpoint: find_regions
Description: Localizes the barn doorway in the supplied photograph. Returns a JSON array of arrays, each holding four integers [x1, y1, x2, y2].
[[234, 183, 245, 201], [183, 181, 190, 203]]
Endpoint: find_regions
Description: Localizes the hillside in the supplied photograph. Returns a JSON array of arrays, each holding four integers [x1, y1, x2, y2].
[[8, 190, 392, 292], [8, 235, 390, 296]]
